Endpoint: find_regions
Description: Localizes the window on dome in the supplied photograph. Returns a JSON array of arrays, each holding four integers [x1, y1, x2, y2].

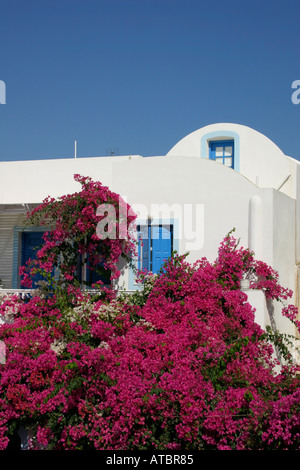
[[209, 140, 234, 168]]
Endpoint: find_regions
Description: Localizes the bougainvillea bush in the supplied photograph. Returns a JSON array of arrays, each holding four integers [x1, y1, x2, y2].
[[19, 174, 137, 289], [0, 229, 299, 450]]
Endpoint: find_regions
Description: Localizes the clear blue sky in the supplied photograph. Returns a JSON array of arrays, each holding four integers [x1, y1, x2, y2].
[[0, 0, 299, 161]]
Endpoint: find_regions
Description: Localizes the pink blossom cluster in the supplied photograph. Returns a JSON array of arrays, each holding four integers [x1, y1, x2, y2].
[[0, 233, 299, 450], [19, 174, 137, 288]]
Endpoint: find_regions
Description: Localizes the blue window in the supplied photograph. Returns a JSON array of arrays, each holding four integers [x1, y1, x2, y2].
[[209, 140, 234, 168], [21, 231, 46, 287], [21, 232, 110, 288], [86, 256, 111, 286], [137, 224, 173, 274], [77, 252, 111, 286]]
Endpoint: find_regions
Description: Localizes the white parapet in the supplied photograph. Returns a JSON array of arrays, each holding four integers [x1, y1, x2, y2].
[[242, 288, 269, 331]]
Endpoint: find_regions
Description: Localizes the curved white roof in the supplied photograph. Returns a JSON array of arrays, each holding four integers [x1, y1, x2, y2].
[[166, 123, 292, 194]]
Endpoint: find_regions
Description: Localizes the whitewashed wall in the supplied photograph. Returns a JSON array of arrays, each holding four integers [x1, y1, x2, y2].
[[0, 155, 141, 204]]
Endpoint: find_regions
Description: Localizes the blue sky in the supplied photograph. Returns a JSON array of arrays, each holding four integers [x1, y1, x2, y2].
[[0, 0, 299, 161]]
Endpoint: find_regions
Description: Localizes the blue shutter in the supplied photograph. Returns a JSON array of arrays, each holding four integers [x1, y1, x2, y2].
[[21, 231, 45, 287], [138, 225, 150, 272], [138, 225, 172, 274], [151, 225, 172, 274]]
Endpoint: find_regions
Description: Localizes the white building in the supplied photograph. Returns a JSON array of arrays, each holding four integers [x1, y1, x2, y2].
[[0, 123, 299, 343]]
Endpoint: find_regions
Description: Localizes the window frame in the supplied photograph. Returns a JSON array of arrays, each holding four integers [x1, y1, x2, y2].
[[128, 218, 179, 291], [137, 223, 174, 274], [13, 226, 48, 288], [209, 139, 234, 168]]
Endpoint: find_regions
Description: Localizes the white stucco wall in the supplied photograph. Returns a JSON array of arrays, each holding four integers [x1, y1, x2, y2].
[[258, 188, 296, 338], [0, 155, 141, 204]]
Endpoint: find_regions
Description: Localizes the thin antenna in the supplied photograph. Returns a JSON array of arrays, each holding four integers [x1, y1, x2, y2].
[[74, 140, 77, 159]]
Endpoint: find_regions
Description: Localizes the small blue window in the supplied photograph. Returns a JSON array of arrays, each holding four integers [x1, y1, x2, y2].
[[86, 256, 111, 286], [137, 224, 173, 274], [77, 251, 111, 286], [209, 140, 234, 168], [21, 231, 46, 287]]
